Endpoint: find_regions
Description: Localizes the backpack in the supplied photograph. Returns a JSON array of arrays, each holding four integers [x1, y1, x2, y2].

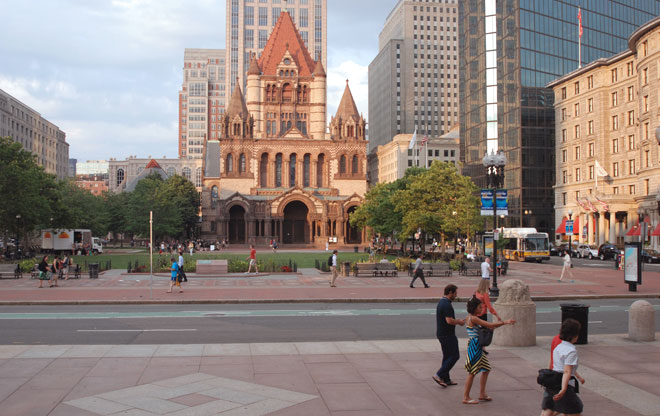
[[328, 255, 333, 267]]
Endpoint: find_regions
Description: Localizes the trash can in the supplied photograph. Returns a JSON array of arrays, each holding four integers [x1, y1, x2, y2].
[[342, 261, 350, 277], [560, 303, 589, 344], [354, 246, 359, 253], [88, 263, 99, 279]]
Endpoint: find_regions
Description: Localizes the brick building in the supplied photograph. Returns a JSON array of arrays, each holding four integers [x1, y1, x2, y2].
[[201, 12, 367, 247]]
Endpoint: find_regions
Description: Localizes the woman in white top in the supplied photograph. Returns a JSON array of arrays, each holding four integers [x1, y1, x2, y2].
[[541, 318, 585, 416], [559, 250, 574, 282]]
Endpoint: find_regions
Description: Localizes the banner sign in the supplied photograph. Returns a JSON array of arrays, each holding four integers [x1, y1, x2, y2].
[[481, 189, 508, 216], [565, 220, 574, 234]]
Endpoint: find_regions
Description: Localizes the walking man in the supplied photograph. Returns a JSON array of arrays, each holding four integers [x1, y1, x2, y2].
[[246, 244, 258, 274], [410, 254, 430, 288], [559, 250, 574, 282], [433, 284, 465, 387], [330, 249, 338, 287], [481, 257, 492, 279], [178, 251, 187, 282]]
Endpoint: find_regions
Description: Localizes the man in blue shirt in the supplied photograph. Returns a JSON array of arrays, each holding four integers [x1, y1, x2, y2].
[[167, 257, 183, 293], [433, 284, 464, 387]]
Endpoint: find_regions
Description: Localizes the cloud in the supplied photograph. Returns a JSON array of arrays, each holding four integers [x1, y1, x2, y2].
[[327, 61, 369, 119]]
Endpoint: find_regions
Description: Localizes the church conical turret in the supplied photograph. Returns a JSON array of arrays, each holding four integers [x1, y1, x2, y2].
[[330, 80, 366, 140], [221, 81, 253, 140]]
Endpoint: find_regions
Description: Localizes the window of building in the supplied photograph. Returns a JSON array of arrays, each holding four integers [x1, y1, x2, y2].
[[588, 120, 594, 135], [182, 167, 191, 180], [575, 190, 580, 200], [562, 192, 567, 205], [628, 185, 635, 195], [574, 81, 579, 94], [612, 162, 619, 177], [645, 179, 650, 195], [613, 138, 619, 153], [588, 98, 593, 112], [628, 86, 634, 101], [574, 103, 580, 116], [645, 150, 650, 167], [643, 40, 648, 56], [574, 146, 580, 160], [629, 159, 635, 174], [339, 155, 346, 174], [562, 170, 567, 184], [644, 122, 650, 140], [611, 91, 618, 106], [226, 154, 233, 173], [275, 153, 282, 187], [611, 68, 618, 83], [562, 129, 567, 143], [574, 125, 580, 139], [627, 61, 634, 76], [289, 154, 296, 186], [589, 165, 594, 179], [628, 110, 635, 126], [644, 95, 649, 112], [116, 168, 124, 184], [561, 108, 566, 121], [562, 149, 567, 163], [587, 75, 593, 88], [195, 167, 202, 187], [561, 87, 566, 100], [613, 186, 619, 194], [303, 154, 310, 187], [612, 115, 619, 130], [588, 142, 594, 157], [643, 68, 648, 84], [629, 135, 635, 150], [575, 167, 580, 181], [239, 153, 246, 173]]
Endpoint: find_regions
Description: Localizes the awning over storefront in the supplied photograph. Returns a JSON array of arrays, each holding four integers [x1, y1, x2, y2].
[[625, 217, 650, 237], [555, 217, 579, 235], [651, 223, 660, 237]]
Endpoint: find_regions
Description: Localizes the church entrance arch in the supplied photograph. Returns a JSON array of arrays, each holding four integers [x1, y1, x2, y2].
[[283, 201, 309, 244], [228, 205, 246, 244], [345, 205, 362, 244]]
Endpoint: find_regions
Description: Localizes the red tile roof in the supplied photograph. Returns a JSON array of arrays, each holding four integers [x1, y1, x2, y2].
[[258, 12, 316, 76], [145, 159, 162, 169]]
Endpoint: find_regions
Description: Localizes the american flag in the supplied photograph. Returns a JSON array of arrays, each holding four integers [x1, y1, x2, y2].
[[594, 195, 609, 212], [421, 135, 428, 146], [578, 8, 583, 38]]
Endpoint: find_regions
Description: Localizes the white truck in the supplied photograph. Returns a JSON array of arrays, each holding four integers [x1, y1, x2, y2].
[[41, 229, 103, 254]]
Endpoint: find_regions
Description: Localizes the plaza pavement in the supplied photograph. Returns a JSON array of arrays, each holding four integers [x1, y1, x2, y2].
[[0, 260, 658, 305], [0, 334, 659, 415]]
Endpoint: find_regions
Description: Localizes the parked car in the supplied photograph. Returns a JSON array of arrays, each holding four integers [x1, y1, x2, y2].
[[597, 244, 620, 260], [641, 249, 660, 263], [576, 244, 598, 259], [549, 242, 561, 256]]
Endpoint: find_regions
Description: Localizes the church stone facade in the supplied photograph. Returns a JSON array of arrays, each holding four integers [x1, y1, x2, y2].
[[201, 12, 367, 247]]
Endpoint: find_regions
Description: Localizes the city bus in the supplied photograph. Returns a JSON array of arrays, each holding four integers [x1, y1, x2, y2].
[[500, 228, 550, 262]]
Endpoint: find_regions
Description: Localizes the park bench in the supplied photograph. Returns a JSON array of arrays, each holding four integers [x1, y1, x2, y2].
[[0, 264, 22, 279], [460, 262, 482, 276], [408, 263, 452, 277], [354, 263, 398, 277]]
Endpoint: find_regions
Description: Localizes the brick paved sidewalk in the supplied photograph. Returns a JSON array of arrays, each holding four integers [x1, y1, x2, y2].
[[0, 261, 658, 304], [0, 334, 658, 415]]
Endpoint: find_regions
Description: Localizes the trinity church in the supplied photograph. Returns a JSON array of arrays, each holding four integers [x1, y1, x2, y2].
[[201, 12, 367, 246]]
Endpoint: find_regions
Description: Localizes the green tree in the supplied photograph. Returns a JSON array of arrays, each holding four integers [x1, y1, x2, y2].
[[393, 162, 482, 253], [0, 137, 59, 245], [160, 174, 201, 239], [126, 173, 181, 240], [104, 192, 129, 245], [49, 179, 107, 235]]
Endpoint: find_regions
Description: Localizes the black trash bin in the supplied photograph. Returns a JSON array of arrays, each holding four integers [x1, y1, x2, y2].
[[560, 303, 589, 344], [88, 263, 99, 279]]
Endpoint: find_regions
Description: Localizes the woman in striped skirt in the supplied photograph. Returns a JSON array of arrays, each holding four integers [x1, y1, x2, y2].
[[462, 296, 515, 405]]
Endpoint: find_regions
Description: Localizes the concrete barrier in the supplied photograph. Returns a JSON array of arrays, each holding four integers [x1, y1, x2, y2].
[[628, 300, 655, 341], [493, 279, 536, 347]]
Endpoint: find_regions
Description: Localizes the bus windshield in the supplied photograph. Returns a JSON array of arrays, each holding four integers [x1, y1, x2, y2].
[[525, 237, 548, 251]]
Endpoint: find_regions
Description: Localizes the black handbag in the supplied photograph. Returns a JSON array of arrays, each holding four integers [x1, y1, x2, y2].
[[478, 326, 493, 347], [537, 369, 563, 390]]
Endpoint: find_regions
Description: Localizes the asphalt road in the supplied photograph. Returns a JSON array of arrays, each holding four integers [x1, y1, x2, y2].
[[544, 253, 660, 269], [0, 299, 657, 345]]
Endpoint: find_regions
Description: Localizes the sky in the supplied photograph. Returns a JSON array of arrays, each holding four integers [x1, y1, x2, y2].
[[0, 0, 397, 162]]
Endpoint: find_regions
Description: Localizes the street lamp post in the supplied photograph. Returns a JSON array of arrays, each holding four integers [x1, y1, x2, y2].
[[482, 151, 506, 296], [15, 214, 21, 259], [568, 210, 573, 257]]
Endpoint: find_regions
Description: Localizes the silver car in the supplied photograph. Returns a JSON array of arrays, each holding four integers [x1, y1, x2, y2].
[[576, 244, 598, 259]]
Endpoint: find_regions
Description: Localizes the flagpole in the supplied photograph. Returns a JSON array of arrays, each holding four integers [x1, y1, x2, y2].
[[578, 7, 582, 69]]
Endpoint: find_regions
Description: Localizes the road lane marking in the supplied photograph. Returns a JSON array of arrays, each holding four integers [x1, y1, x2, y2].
[[77, 329, 198, 332]]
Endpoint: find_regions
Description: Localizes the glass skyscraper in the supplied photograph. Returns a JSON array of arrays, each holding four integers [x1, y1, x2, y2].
[[458, 0, 659, 233]]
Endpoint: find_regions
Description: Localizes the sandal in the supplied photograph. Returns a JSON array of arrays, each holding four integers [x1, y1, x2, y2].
[[479, 396, 493, 402], [462, 399, 479, 405], [446, 380, 457, 386], [432, 376, 447, 388]]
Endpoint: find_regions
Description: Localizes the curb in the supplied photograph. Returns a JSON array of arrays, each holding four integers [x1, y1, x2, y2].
[[0, 293, 658, 306]]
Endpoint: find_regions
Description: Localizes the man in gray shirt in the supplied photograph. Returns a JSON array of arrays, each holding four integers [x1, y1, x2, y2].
[[410, 254, 430, 288]]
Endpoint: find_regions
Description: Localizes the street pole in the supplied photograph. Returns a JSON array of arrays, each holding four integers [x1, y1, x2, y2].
[[492, 187, 498, 294], [568, 211, 573, 257], [149, 211, 153, 300]]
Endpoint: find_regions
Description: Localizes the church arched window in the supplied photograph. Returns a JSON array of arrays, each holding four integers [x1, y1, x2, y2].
[[289, 154, 296, 187], [182, 167, 191, 181], [239, 153, 246, 173], [226, 154, 233, 173], [211, 186, 218, 198], [195, 167, 202, 187], [116, 168, 124, 185], [275, 153, 282, 187], [303, 154, 310, 187], [352, 155, 359, 174], [282, 83, 292, 103], [339, 155, 346, 174]]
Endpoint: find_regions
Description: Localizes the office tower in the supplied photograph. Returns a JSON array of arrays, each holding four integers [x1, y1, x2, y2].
[[369, 0, 459, 152], [0, 88, 69, 179], [178, 49, 226, 159], [458, 0, 659, 233], [225, 0, 327, 93]]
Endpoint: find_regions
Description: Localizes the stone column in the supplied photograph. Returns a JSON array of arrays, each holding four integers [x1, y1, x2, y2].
[[628, 300, 655, 341], [598, 213, 606, 245], [493, 279, 536, 347], [587, 212, 595, 245], [609, 214, 616, 244]]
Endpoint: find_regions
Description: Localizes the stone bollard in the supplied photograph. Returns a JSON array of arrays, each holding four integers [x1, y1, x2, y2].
[[628, 300, 656, 341], [493, 279, 536, 347]]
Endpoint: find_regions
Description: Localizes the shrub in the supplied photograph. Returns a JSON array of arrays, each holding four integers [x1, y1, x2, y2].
[[393, 257, 413, 271], [449, 259, 462, 271], [19, 258, 37, 273], [228, 259, 249, 273]]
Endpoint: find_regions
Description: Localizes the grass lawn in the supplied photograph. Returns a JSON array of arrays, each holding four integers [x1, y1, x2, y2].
[[71, 250, 384, 271]]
